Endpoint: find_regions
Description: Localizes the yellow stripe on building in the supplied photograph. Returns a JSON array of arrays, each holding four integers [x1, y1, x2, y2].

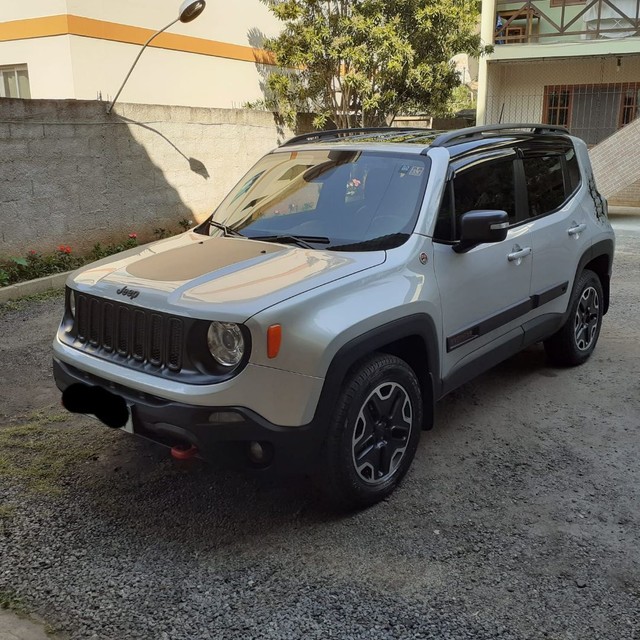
[[0, 15, 276, 65]]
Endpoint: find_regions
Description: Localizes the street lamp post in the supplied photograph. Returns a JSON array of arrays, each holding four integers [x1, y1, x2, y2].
[[106, 0, 206, 114]]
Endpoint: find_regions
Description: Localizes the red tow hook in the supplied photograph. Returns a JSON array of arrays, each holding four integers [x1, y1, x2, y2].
[[170, 444, 199, 460]]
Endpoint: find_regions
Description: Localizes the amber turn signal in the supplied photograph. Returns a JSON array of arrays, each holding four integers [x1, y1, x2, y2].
[[267, 324, 282, 359]]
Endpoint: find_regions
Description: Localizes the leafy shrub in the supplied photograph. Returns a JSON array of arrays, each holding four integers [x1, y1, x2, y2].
[[1, 218, 195, 288]]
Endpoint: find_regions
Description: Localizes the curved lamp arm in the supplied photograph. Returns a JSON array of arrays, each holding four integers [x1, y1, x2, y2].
[[105, 1, 205, 113], [106, 17, 179, 114]]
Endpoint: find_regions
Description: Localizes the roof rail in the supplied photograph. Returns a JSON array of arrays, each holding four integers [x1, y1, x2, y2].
[[430, 123, 570, 148], [281, 127, 432, 147]]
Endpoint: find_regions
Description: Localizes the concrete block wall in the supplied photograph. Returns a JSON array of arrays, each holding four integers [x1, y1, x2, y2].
[[590, 117, 640, 205], [0, 99, 294, 256]]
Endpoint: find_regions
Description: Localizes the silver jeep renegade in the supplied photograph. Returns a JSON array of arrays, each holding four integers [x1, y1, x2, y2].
[[53, 124, 615, 510]]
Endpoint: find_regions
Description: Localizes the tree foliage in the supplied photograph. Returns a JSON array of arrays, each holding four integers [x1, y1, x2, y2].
[[260, 0, 488, 128]]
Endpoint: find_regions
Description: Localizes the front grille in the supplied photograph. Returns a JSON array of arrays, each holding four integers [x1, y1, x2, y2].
[[74, 293, 184, 372]]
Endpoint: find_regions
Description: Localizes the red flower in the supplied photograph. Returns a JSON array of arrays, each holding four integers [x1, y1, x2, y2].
[[65, 246, 72, 254], [28, 250, 37, 255], [128, 233, 137, 239], [58, 245, 66, 252]]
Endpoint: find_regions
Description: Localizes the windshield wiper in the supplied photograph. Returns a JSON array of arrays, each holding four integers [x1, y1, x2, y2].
[[249, 234, 331, 249], [328, 233, 410, 252], [208, 220, 244, 237]]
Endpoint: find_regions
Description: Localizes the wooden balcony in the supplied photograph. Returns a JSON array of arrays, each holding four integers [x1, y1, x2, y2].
[[495, 0, 640, 44]]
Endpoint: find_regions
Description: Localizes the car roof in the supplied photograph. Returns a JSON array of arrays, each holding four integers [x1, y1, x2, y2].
[[276, 124, 572, 159]]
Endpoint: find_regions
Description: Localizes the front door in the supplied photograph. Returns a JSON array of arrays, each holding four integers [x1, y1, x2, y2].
[[431, 152, 534, 386]]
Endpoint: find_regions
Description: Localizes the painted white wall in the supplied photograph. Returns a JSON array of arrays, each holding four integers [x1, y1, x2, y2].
[[68, 36, 271, 107], [0, 1, 283, 106], [452, 54, 479, 84], [63, 0, 283, 46], [0, 1, 68, 21], [0, 38, 74, 99]]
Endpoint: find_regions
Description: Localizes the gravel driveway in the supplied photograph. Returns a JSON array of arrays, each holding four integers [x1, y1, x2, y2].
[[1, 221, 639, 640]]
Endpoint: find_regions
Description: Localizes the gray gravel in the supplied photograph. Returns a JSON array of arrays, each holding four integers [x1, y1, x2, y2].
[[1, 222, 639, 640]]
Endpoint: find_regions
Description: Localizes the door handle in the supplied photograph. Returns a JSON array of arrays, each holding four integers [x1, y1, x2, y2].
[[507, 246, 531, 263], [568, 223, 587, 236]]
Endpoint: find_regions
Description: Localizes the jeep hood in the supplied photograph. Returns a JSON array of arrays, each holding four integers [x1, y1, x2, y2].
[[70, 232, 386, 321]]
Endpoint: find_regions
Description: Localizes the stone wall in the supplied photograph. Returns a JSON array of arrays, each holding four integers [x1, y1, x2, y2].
[[0, 99, 294, 256]]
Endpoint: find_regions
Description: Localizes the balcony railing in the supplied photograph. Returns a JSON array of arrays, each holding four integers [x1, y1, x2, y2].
[[495, 0, 640, 44]]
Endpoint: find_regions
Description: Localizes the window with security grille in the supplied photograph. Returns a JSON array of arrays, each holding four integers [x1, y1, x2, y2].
[[621, 86, 640, 126], [544, 83, 640, 145], [545, 86, 572, 127]]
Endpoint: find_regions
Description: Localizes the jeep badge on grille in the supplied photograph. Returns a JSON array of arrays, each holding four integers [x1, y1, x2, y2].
[[116, 286, 140, 300]]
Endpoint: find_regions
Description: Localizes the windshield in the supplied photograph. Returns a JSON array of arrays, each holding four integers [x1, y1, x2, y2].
[[198, 149, 430, 250]]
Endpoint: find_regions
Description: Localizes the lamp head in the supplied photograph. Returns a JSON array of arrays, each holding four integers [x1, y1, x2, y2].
[[179, 0, 206, 23]]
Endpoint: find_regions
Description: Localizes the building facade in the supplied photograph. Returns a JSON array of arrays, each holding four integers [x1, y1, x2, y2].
[[0, 0, 282, 108], [478, 0, 640, 145]]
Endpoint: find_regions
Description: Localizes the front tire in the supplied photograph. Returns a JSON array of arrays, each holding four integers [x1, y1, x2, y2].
[[313, 353, 422, 511], [544, 268, 604, 367]]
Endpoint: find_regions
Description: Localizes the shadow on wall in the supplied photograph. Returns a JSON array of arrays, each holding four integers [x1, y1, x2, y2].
[[0, 99, 196, 256], [117, 115, 210, 180]]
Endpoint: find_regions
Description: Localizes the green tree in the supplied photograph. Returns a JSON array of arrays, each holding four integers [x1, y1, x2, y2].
[[261, 0, 488, 129], [447, 84, 477, 116]]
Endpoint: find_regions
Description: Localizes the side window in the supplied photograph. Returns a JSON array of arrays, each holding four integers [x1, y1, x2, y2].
[[522, 154, 565, 218], [434, 159, 516, 241], [564, 147, 581, 194]]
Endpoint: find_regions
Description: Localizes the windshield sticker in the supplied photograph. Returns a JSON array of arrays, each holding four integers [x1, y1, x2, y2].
[[399, 164, 424, 177]]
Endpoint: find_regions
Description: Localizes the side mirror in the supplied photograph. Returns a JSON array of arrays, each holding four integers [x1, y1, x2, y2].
[[453, 210, 509, 254]]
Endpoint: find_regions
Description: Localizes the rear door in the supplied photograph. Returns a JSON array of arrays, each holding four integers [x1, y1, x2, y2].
[[519, 141, 589, 327]]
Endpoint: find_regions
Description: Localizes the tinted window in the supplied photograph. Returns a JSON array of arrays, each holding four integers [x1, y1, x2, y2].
[[565, 147, 581, 193], [202, 150, 430, 249], [523, 154, 565, 217], [455, 159, 516, 222], [433, 159, 515, 241], [434, 182, 454, 241]]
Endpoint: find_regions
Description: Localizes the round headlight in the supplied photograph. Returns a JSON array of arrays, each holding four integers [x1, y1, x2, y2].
[[207, 322, 245, 367]]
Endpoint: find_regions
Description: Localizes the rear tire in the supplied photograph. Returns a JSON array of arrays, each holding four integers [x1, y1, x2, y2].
[[544, 268, 603, 367], [313, 353, 422, 511]]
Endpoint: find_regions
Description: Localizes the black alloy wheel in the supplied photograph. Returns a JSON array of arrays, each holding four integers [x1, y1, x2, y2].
[[545, 268, 604, 366], [314, 353, 423, 511]]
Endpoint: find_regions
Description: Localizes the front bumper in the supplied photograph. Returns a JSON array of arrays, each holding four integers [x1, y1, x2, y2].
[[53, 359, 328, 474]]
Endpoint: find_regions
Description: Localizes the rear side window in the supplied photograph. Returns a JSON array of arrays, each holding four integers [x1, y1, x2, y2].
[[523, 154, 565, 217]]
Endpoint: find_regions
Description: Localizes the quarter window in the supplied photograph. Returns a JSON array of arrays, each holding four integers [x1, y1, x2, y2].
[[522, 154, 565, 218], [565, 147, 581, 194]]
